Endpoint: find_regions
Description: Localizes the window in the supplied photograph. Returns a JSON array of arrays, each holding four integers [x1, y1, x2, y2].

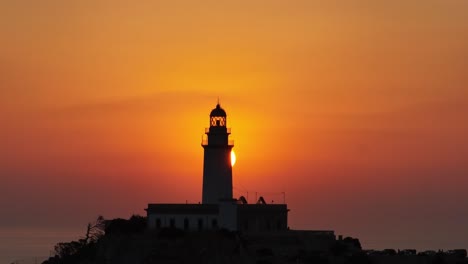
[[170, 218, 175, 228], [155, 218, 161, 229], [198, 218, 203, 231], [184, 218, 189, 231]]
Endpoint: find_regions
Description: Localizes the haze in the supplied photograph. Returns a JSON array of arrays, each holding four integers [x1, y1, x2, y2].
[[1, 1, 468, 259]]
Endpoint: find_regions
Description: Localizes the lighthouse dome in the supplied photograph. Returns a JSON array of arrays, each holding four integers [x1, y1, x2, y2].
[[210, 104, 227, 117]]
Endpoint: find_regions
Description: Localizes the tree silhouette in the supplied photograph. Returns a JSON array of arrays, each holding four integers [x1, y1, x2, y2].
[[49, 216, 105, 262], [82, 215, 105, 245]]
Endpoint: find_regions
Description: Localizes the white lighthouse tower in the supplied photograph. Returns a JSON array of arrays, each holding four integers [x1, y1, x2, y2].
[[147, 103, 289, 232], [201, 103, 234, 204]]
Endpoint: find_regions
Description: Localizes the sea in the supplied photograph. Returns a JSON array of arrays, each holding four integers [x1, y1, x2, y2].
[[0, 227, 81, 264]]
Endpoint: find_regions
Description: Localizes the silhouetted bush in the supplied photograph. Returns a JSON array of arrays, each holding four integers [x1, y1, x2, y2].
[[157, 227, 186, 238], [43, 215, 143, 264], [383, 249, 397, 255], [256, 247, 274, 257], [346, 252, 372, 264], [343, 237, 362, 250], [304, 254, 329, 264], [449, 249, 467, 258], [330, 242, 347, 256], [44, 241, 98, 264], [433, 253, 446, 264], [105, 214, 147, 234]]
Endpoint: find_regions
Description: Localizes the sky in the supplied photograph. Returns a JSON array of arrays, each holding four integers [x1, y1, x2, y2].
[[1, 0, 468, 260]]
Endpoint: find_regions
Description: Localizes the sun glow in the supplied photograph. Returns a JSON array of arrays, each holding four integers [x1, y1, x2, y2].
[[231, 150, 236, 167]]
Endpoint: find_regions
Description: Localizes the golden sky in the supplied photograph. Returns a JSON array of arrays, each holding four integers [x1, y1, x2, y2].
[[1, 0, 468, 251]]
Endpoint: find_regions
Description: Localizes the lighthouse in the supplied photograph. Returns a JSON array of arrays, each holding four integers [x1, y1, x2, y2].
[[146, 103, 289, 232], [201, 103, 234, 204]]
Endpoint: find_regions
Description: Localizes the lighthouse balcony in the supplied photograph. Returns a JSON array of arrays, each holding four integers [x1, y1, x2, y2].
[[205, 127, 231, 134], [201, 139, 234, 146]]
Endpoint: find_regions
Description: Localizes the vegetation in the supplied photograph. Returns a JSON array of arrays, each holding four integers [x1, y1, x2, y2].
[[43, 215, 146, 264], [105, 215, 146, 235], [41, 218, 468, 264]]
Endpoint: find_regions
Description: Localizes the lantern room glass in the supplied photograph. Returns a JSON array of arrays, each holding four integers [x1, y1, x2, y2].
[[210, 116, 226, 127]]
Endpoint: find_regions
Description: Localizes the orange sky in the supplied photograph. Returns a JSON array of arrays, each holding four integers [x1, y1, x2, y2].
[[1, 0, 468, 253]]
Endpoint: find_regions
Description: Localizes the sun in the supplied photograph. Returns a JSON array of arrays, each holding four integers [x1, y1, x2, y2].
[[231, 150, 236, 167]]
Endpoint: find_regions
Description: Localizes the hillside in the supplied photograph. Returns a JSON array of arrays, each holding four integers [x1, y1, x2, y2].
[[41, 216, 467, 264]]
